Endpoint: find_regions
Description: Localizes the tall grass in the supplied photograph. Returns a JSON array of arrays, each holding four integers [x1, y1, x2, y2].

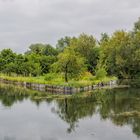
[[0, 73, 117, 87]]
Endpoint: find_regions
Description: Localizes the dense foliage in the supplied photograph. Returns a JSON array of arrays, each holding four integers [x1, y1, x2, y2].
[[0, 19, 140, 81]]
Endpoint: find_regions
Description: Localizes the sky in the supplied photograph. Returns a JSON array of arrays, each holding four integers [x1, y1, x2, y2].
[[0, 0, 140, 53]]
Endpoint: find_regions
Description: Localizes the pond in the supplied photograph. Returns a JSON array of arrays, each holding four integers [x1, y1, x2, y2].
[[0, 84, 140, 140]]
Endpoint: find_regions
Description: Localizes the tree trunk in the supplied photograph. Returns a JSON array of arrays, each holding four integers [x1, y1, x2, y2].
[[64, 98, 68, 114], [65, 65, 68, 82]]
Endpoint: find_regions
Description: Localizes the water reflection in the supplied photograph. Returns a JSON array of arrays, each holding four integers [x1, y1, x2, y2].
[[0, 84, 140, 140], [55, 88, 140, 136]]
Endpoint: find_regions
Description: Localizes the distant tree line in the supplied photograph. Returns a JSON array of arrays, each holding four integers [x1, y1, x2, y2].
[[0, 18, 140, 81]]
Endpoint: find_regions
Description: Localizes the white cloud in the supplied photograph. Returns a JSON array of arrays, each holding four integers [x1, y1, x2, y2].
[[0, 0, 140, 52]]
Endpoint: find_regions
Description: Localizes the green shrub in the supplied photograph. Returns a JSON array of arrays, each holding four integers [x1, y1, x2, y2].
[[44, 73, 57, 81], [80, 72, 94, 81], [96, 68, 107, 80]]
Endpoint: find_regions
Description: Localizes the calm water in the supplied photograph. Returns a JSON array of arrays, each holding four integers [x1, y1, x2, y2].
[[0, 84, 140, 140]]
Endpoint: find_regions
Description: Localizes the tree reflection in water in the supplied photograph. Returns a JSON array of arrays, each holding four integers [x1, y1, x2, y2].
[[0, 84, 140, 137], [54, 88, 140, 136]]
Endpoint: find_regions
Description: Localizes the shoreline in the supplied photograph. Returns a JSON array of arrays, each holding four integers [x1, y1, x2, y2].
[[0, 78, 118, 94]]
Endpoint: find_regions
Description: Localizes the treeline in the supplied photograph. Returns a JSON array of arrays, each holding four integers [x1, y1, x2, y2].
[[0, 18, 140, 81]]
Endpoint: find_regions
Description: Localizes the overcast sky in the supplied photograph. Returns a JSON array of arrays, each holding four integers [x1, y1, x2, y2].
[[0, 0, 140, 52]]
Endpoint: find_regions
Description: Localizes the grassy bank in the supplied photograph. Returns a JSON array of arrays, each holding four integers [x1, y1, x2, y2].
[[0, 73, 117, 88], [0, 83, 117, 101], [0, 83, 102, 101], [0, 83, 71, 100]]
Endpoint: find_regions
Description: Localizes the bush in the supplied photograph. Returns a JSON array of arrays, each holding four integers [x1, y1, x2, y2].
[[80, 72, 94, 80], [96, 68, 107, 80], [44, 73, 57, 81]]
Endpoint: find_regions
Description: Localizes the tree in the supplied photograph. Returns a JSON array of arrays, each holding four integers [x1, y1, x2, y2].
[[26, 43, 46, 55], [99, 33, 110, 45], [56, 36, 72, 52], [130, 31, 140, 78], [42, 44, 58, 56], [39, 55, 57, 74], [98, 30, 139, 78], [26, 43, 57, 56], [0, 49, 17, 74], [70, 33, 99, 72], [56, 47, 86, 82], [134, 17, 140, 33]]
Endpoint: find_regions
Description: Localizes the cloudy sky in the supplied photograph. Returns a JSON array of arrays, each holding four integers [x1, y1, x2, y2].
[[0, 0, 140, 52]]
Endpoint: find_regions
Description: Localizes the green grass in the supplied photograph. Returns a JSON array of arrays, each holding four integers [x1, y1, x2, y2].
[[0, 73, 117, 88]]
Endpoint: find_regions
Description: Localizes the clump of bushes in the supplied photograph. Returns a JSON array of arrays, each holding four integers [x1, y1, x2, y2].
[[44, 73, 58, 81], [80, 72, 94, 80], [95, 68, 107, 80], [44, 73, 63, 83]]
